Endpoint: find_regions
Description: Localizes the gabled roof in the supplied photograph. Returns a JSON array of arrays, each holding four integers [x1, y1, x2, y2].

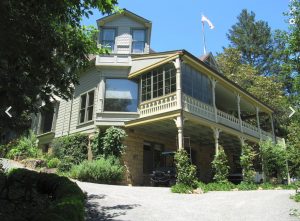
[[199, 52, 220, 72], [97, 8, 152, 27]]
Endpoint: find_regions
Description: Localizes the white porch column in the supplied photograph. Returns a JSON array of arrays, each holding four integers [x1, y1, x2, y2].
[[270, 113, 276, 142], [236, 94, 243, 132], [174, 115, 184, 150], [212, 127, 221, 155], [98, 75, 105, 113], [239, 136, 246, 147], [256, 107, 262, 139], [210, 78, 218, 122], [173, 57, 182, 109]]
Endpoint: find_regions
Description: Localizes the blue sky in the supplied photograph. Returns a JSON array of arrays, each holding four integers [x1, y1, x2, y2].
[[82, 0, 290, 57]]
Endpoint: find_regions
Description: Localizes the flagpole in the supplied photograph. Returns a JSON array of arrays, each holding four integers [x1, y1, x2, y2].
[[202, 21, 207, 55]]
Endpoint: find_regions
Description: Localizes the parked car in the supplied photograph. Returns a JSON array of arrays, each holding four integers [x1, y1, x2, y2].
[[150, 151, 176, 187]]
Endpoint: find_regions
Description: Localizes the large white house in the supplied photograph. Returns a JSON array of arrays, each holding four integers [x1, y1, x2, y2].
[[32, 9, 275, 185]]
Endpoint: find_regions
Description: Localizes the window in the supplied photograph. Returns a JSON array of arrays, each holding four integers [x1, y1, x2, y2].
[[79, 90, 94, 124], [182, 63, 212, 105], [101, 28, 116, 52], [141, 64, 176, 102], [143, 142, 164, 174], [104, 79, 138, 112], [39, 102, 58, 134], [132, 29, 145, 53]]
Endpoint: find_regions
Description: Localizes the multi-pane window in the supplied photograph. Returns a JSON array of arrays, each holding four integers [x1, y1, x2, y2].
[[104, 79, 138, 112], [79, 90, 94, 124], [182, 63, 212, 105], [141, 64, 176, 102], [132, 29, 145, 53], [101, 28, 116, 52]]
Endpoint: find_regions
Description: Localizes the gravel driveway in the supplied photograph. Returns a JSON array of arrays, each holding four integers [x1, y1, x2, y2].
[[78, 181, 300, 221]]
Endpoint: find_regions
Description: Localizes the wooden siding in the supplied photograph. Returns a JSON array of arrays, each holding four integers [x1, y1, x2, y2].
[[103, 15, 150, 54]]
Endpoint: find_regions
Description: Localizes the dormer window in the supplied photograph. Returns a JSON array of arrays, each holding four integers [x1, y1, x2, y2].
[[101, 28, 116, 52], [132, 29, 145, 53]]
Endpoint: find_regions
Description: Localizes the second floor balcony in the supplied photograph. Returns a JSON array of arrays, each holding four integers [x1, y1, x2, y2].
[[128, 52, 275, 141]]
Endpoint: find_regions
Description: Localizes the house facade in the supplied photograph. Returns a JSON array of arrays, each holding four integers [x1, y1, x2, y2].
[[32, 9, 276, 185]]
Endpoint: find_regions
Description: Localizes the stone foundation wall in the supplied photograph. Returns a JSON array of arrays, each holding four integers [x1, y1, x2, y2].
[[122, 129, 176, 185]]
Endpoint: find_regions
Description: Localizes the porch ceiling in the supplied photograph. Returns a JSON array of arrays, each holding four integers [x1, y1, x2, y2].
[[128, 118, 242, 151]]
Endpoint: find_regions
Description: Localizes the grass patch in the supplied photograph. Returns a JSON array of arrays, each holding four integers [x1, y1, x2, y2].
[[171, 183, 194, 194]]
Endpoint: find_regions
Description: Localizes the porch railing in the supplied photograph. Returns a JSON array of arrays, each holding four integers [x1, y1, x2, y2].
[[183, 94, 215, 121], [242, 121, 260, 138], [139, 93, 178, 117], [138, 93, 272, 140], [217, 109, 240, 131]]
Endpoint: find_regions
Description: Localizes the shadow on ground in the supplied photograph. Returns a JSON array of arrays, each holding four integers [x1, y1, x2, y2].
[[85, 194, 140, 221]]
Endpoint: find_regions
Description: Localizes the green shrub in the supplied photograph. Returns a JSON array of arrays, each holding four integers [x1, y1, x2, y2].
[[52, 133, 88, 165], [260, 140, 287, 182], [47, 157, 61, 168], [212, 146, 230, 183], [236, 182, 258, 190], [171, 183, 193, 194], [0, 140, 18, 158], [69, 156, 124, 184], [6, 131, 39, 159], [240, 144, 256, 183], [174, 149, 197, 188], [92, 127, 127, 158], [58, 156, 74, 172], [292, 193, 300, 202]]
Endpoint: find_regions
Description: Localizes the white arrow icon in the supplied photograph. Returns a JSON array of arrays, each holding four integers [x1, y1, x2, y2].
[[5, 106, 12, 118], [289, 106, 296, 118]]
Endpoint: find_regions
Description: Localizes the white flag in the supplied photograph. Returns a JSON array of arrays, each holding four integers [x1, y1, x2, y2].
[[201, 15, 214, 29]]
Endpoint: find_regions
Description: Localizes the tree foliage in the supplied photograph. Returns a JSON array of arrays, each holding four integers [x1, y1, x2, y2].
[[92, 127, 127, 158], [259, 140, 287, 182], [227, 9, 273, 76], [0, 0, 118, 132]]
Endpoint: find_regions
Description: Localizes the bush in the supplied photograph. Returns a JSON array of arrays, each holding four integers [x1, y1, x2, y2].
[[6, 131, 39, 159], [4, 168, 85, 221], [174, 149, 197, 188], [292, 193, 300, 202], [58, 156, 74, 172], [212, 146, 230, 183], [171, 183, 193, 194], [260, 140, 287, 182], [47, 157, 61, 168], [240, 144, 256, 183], [92, 127, 127, 158], [236, 182, 258, 190], [69, 156, 124, 184], [52, 133, 88, 165]]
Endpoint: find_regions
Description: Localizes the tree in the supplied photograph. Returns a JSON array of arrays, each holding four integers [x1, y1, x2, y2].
[[227, 9, 273, 76], [0, 0, 118, 133]]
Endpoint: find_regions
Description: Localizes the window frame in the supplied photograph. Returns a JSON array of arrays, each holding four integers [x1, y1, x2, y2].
[[103, 78, 139, 113], [131, 28, 146, 54], [78, 89, 95, 125], [140, 64, 176, 102], [100, 27, 117, 53]]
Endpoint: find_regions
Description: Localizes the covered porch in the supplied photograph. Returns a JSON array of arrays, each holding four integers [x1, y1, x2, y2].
[[124, 110, 260, 185]]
